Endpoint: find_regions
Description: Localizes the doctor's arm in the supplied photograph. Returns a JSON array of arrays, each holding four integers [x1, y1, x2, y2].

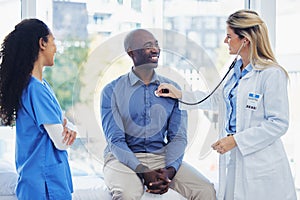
[[157, 83, 220, 111]]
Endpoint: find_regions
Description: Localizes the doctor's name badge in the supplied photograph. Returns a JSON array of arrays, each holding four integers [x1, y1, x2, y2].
[[245, 92, 262, 111]]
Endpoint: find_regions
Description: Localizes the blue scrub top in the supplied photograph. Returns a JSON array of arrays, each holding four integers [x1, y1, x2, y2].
[[15, 76, 73, 200]]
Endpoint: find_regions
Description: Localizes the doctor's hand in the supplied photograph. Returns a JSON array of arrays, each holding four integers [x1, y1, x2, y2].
[[211, 135, 237, 154], [156, 83, 182, 99]]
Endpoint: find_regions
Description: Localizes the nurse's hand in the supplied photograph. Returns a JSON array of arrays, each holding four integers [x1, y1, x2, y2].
[[211, 135, 236, 154], [62, 119, 77, 146]]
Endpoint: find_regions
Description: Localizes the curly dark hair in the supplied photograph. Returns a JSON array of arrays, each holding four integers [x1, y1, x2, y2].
[[0, 18, 50, 126]]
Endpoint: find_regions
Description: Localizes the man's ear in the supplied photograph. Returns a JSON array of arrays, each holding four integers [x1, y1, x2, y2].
[[127, 48, 133, 57], [39, 38, 47, 50]]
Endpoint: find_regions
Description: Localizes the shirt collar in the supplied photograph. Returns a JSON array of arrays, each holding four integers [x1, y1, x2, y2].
[[233, 59, 253, 79], [242, 63, 252, 76], [128, 67, 160, 86]]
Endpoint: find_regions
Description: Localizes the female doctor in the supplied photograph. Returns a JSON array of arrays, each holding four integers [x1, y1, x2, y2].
[[157, 9, 297, 200], [0, 19, 77, 199]]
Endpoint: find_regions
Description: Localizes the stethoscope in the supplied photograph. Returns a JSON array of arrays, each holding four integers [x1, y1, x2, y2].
[[176, 42, 245, 105]]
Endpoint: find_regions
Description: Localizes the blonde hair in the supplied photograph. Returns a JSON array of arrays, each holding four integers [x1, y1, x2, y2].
[[226, 9, 288, 75]]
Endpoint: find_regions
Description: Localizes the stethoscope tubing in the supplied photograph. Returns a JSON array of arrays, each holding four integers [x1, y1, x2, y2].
[[178, 43, 244, 105]]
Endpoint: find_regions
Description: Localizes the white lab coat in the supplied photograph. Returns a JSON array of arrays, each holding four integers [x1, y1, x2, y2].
[[180, 65, 297, 200]]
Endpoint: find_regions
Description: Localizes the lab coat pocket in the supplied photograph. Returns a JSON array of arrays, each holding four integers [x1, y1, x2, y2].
[[244, 144, 275, 180], [44, 162, 72, 200]]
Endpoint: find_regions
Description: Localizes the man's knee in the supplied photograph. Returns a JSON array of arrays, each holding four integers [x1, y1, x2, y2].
[[110, 185, 144, 200], [193, 182, 216, 200]]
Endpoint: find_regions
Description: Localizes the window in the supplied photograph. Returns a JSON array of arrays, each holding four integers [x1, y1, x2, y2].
[[13, 0, 300, 193], [0, 0, 245, 180], [204, 32, 218, 48], [131, 0, 141, 12], [0, 0, 21, 41], [276, 0, 300, 190], [47, 0, 244, 183], [203, 17, 217, 29], [2, 1, 299, 197]]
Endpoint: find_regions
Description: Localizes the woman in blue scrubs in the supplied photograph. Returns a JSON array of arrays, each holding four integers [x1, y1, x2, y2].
[[0, 19, 77, 199]]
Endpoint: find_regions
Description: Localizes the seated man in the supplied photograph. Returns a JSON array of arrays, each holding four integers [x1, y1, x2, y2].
[[100, 28, 216, 200]]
